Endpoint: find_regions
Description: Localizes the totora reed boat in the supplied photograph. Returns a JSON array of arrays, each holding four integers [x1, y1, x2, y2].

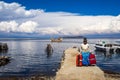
[[51, 37, 63, 42]]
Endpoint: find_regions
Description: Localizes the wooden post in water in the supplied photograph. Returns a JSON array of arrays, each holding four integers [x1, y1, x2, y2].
[[0, 43, 8, 50], [0, 43, 10, 66]]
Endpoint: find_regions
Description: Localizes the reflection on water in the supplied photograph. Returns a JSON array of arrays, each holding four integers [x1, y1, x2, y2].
[[0, 39, 119, 77], [95, 50, 111, 61], [46, 51, 53, 58], [0, 40, 59, 77], [0, 50, 8, 54], [95, 49, 120, 73]]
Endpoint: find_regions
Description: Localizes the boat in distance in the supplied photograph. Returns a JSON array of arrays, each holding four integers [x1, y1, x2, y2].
[[51, 37, 63, 42]]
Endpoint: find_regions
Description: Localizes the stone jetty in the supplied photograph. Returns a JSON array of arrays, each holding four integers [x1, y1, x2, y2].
[[56, 48, 105, 80]]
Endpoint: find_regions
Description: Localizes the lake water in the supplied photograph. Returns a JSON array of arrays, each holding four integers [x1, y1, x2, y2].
[[0, 38, 120, 77]]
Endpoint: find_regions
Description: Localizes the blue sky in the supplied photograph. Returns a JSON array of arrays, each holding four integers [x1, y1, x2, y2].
[[0, 0, 120, 38], [2, 0, 120, 16]]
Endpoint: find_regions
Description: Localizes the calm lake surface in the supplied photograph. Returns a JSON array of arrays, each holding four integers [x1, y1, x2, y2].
[[0, 38, 120, 77]]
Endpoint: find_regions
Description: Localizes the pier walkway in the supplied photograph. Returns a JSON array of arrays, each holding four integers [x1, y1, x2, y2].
[[56, 48, 105, 80]]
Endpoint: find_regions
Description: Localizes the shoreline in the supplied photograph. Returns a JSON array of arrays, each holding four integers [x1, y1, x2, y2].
[[104, 70, 120, 80], [105, 73, 120, 80], [0, 75, 56, 80], [0, 72, 119, 80]]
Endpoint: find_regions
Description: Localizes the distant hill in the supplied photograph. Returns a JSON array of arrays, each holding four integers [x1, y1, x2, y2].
[[62, 36, 84, 39]]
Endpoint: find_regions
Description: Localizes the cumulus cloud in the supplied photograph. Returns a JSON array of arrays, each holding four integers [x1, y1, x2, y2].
[[0, 21, 18, 32], [0, 21, 38, 33], [0, 1, 120, 37], [0, 1, 43, 20], [18, 21, 38, 33]]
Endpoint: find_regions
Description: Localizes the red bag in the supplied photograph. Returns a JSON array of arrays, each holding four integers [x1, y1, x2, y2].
[[89, 53, 96, 65], [76, 54, 82, 67]]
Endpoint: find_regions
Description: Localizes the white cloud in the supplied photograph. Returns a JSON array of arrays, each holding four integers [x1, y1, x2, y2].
[[0, 21, 38, 33], [0, 1, 43, 20], [18, 21, 38, 33], [0, 21, 18, 32], [0, 1, 120, 37]]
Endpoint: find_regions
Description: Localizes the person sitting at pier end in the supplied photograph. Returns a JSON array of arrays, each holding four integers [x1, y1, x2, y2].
[[81, 38, 89, 52], [80, 38, 90, 66]]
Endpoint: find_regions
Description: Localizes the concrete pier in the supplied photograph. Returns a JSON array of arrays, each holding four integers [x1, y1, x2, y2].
[[56, 48, 105, 80]]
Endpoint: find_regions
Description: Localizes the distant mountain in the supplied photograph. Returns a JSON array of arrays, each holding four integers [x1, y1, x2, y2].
[[85, 33, 120, 39], [62, 36, 84, 39]]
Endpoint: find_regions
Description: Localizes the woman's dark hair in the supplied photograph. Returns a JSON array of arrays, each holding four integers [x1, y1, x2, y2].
[[83, 37, 87, 41]]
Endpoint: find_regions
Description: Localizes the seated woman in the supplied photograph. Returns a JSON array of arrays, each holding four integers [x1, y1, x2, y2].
[[80, 38, 90, 66], [81, 38, 89, 52]]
